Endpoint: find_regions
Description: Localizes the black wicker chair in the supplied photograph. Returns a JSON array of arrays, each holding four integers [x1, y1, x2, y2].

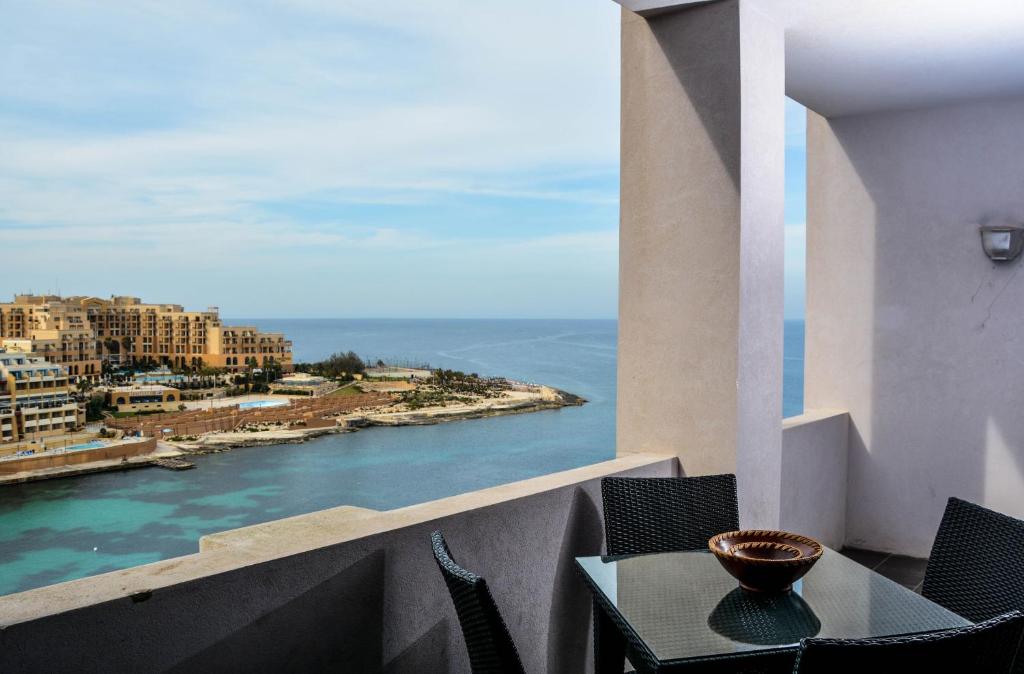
[[922, 497, 1024, 623], [601, 474, 739, 556], [596, 475, 740, 674], [792, 610, 1024, 673], [430, 531, 525, 674]]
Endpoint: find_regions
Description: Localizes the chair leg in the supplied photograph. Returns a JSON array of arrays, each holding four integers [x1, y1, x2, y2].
[[594, 598, 627, 674]]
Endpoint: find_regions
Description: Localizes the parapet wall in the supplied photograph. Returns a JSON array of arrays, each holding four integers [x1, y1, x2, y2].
[[0, 453, 678, 673], [0, 437, 157, 475]]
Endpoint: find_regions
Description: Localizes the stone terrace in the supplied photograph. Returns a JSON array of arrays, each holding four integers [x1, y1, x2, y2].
[[105, 393, 394, 437]]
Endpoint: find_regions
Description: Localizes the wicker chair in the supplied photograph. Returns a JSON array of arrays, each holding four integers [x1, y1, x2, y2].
[[922, 497, 1024, 624], [601, 474, 740, 556], [430, 531, 525, 674], [792, 610, 1024, 673]]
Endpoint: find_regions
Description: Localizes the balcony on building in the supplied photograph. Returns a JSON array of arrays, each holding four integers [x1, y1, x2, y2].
[[3, 1, 1024, 672]]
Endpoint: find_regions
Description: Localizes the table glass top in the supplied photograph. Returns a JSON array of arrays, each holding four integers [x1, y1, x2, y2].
[[576, 548, 969, 664]]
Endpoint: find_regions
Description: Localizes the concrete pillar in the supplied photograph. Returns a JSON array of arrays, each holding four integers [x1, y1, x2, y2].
[[616, 0, 785, 527]]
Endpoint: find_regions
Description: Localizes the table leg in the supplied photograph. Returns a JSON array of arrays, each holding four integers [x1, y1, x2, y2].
[[594, 597, 627, 674]]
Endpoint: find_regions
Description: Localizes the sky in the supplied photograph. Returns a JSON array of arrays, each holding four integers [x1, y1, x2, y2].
[[1, 1, 806, 320]]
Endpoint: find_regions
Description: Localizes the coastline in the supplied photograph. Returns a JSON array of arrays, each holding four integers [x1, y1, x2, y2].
[[0, 379, 586, 485], [166, 385, 585, 452], [0, 320, 622, 596]]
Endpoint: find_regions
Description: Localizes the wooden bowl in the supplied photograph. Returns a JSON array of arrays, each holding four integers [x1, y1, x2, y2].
[[708, 530, 823, 594]]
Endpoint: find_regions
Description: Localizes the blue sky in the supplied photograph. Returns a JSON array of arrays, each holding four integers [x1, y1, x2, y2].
[[0, 1, 806, 319], [785, 99, 807, 320]]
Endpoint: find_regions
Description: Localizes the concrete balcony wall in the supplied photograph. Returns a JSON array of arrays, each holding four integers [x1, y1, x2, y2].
[[780, 409, 849, 548], [806, 95, 1024, 556], [0, 454, 678, 673]]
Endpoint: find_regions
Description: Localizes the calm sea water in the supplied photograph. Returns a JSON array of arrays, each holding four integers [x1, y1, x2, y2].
[[0, 319, 805, 595]]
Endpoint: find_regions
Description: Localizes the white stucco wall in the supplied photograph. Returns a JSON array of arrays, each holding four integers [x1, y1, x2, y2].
[[806, 96, 1024, 556], [779, 409, 848, 549], [617, 0, 786, 529]]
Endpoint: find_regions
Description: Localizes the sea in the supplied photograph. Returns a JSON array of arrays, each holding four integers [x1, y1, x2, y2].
[[0, 319, 805, 596]]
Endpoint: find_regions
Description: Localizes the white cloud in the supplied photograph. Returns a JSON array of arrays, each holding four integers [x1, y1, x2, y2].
[[2, 219, 619, 318], [0, 0, 620, 232], [0, 0, 622, 316]]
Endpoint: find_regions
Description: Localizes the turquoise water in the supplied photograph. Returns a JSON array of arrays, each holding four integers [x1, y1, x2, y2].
[[0, 319, 804, 595], [237, 400, 290, 409]]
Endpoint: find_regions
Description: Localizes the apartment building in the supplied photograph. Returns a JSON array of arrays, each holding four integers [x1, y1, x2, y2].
[[0, 295, 293, 375], [0, 349, 83, 444], [0, 295, 101, 382], [205, 324, 292, 371]]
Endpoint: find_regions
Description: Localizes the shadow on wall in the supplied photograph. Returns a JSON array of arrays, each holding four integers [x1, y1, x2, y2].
[[817, 98, 1024, 557], [547, 487, 605, 673], [648, 1, 742, 191], [383, 619, 453, 674], [169, 550, 386, 673]]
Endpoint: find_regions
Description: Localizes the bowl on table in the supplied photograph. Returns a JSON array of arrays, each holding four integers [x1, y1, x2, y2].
[[708, 530, 823, 594]]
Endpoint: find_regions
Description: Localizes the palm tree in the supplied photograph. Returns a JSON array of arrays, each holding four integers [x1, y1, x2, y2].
[[120, 336, 135, 366]]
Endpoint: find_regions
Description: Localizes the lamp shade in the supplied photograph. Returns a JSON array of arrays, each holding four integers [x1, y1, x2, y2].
[[980, 226, 1024, 262]]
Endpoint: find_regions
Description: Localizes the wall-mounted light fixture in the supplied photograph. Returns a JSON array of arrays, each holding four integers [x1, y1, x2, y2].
[[980, 225, 1024, 262]]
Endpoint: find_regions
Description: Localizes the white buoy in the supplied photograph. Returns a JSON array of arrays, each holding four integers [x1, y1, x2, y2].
[[93, 547, 98, 551]]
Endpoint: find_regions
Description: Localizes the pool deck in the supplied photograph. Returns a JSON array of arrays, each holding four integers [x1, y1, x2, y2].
[[181, 394, 296, 412]]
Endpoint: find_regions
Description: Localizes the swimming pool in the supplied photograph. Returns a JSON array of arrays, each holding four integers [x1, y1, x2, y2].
[[237, 400, 289, 410], [65, 440, 107, 451]]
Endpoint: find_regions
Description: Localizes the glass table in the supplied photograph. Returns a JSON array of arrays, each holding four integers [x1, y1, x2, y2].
[[575, 547, 969, 673]]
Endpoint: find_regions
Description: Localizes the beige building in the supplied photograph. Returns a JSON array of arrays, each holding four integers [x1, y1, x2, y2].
[[0, 349, 83, 444], [204, 324, 292, 372], [108, 385, 181, 414], [0, 295, 292, 375], [0, 295, 101, 382]]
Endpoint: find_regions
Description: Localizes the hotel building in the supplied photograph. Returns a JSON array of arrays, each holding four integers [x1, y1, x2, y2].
[[0, 349, 84, 444], [0, 296, 101, 381], [0, 295, 292, 376]]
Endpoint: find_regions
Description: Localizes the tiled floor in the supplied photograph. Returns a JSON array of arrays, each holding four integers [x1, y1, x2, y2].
[[839, 547, 928, 593]]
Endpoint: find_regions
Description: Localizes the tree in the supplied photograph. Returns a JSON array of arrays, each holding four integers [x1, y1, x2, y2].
[[120, 336, 134, 365], [294, 351, 366, 380], [103, 338, 120, 359], [85, 393, 106, 422], [263, 358, 283, 384], [199, 365, 224, 378]]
